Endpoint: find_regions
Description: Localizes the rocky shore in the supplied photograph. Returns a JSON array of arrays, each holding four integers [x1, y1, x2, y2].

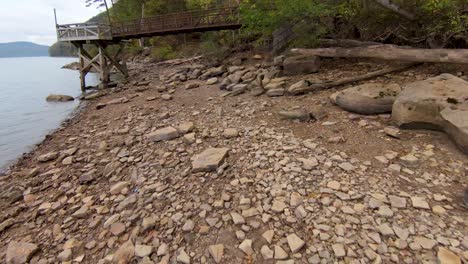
[[0, 54, 467, 264]]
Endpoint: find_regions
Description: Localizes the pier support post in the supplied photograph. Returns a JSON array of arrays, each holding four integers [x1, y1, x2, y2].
[[72, 41, 128, 92], [77, 44, 87, 92]]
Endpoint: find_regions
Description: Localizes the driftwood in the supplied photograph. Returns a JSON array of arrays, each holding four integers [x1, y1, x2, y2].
[[292, 45, 468, 64], [288, 63, 419, 95], [156, 56, 203, 66], [319, 39, 382, 48]]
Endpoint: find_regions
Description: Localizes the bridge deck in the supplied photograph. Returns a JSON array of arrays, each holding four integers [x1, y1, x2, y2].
[[56, 6, 241, 42]]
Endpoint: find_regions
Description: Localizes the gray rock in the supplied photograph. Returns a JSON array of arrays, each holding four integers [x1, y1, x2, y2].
[[283, 55, 320, 76], [192, 148, 229, 172], [278, 109, 311, 122], [113, 240, 134, 263], [392, 74, 468, 154], [208, 244, 224, 263], [335, 83, 401, 114], [146, 127, 180, 142], [37, 152, 59, 162], [266, 88, 285, 97]]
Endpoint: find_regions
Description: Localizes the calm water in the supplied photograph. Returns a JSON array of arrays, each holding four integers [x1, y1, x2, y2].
[[0, 57, 98, 172]]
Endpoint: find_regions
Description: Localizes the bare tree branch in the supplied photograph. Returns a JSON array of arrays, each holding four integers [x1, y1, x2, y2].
[[373, 0, 415, 21]]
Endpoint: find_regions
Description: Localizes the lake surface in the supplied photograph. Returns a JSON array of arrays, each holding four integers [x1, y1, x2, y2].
[[0, 57, 98, 172]]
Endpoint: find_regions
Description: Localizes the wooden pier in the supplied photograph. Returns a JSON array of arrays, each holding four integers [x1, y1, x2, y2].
[[56, 6, 241, 91]]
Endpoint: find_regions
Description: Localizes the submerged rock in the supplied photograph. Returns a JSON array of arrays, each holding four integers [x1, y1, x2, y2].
[[46, 94, 74, 102]]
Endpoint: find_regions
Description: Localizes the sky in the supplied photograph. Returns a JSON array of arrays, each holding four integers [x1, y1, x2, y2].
[[0, 0, 105, 46]]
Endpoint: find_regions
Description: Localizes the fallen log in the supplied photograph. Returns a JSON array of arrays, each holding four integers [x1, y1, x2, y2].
[[318, 39, 382, 48], [288, 63, 420, 95], [156, 56, 203, 66], [292, 45, 468, 64]]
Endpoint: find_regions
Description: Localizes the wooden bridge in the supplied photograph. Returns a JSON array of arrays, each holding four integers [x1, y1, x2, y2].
[[56, 6, 241, 91]]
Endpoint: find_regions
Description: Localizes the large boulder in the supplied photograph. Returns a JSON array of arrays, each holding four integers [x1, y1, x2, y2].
[[335, 83, 401, 114], [283, 55, 320, 76], [392, 74, 468, 154]]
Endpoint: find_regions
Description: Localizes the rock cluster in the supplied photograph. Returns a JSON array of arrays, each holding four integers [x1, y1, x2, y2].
[[0, 57, 466, 264]]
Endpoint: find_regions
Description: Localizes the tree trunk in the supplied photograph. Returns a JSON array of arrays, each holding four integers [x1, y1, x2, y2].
[[139, 1, 146, 48], [291, 45, 468, 64], [373, 0, 415, 21]]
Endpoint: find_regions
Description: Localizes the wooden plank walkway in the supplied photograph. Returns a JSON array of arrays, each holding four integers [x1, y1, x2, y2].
[[56, 6, 241, 42]]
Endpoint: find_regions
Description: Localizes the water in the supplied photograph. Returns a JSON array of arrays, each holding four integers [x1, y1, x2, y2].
[[0, 57, 98, 172]]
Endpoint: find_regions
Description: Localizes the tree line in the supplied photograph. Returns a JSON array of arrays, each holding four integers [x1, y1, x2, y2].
[[50, 0, 468, 57]]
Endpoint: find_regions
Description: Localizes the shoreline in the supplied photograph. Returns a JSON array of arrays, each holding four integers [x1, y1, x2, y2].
[[0, 57, 466, 263], [0, 98, 89, 176]]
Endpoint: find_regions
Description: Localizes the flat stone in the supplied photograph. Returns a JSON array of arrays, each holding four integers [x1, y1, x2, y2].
[[192, 148, 229, 172], [332, 243, 346, 258], [400, 154, 419, 167], [110, 222, 126, 236], [289, 192, 303, 207], [334, 83, 401, 114], [271, 200, 287, 213], [327, 180, 341, 190], [135, 245, 153, 257], [274, 245, 288, 260], [411, 196, 430, 209], [377, 205, 394, 217], [223, 128, 239, 139], [432, 205, 446, 214], [388, 195, 406, 208], [230, 212, 245, 225], [161, 94, 172, 100], [157, 243, 168, 256], [207, 77, 218, 85], [297, 158, 318, 170], [141, 216, 156, 232], [262, 230, 274, 244], [286, 233, 305, 253], [182, 220, 195, 231], [239, 239, 253, 255], [72, 205, 88, 218], [261, 245, 274, 259], [177, 249, 190, 264], [437, 247, 461, 264], [110, 182, 129, 195], [208, 244, 224, 263], [6, 241, 39, 264], [414, 236, 438, 249], [266, 88, 285, 97], [37, 152, 58, 162], [377, 224, 395, 236], [146, 126, 180, 142], [113, 240, 134, 264], [177, 122, 195, 134], [339, 162, 355, 171], [57, 249, 72, 262]]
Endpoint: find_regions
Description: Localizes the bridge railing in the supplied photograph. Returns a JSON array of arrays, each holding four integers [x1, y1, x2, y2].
[[57, 23, 113, 42], [111, 6, 241, 38]]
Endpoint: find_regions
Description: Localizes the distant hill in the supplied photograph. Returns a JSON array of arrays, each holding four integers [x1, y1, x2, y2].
[[0, 42, 49, 58]]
